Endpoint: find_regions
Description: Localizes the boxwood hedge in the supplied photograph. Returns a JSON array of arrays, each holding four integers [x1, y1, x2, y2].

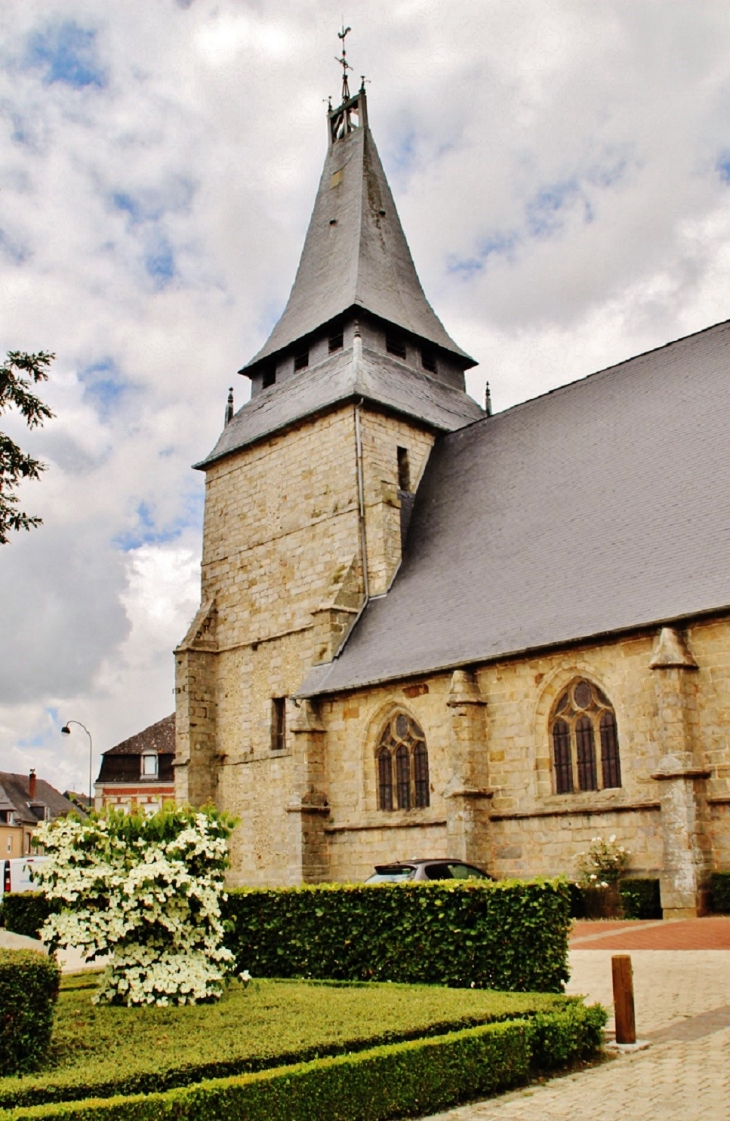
[[0, 1003, 606, 1120], [0, 894, 56, 941], [223, 878, 571, 992], [710, 872, 730, 913], [0, 948, 60, 1076]]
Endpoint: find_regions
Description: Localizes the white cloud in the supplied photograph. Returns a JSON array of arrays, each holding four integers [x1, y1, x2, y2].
[[3, 0, 730, 790]]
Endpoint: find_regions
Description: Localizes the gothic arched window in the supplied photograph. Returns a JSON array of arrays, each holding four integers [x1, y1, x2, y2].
[[549, 679, 621, 794], [376, 712, 430, 811]]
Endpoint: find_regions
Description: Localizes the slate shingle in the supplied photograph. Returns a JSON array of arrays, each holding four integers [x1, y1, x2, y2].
[[302, 319, 730, 695]]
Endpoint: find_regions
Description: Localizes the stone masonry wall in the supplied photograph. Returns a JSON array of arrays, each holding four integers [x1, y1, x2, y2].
[[177, 401, 436, 885], [319, 617, 730, 884]]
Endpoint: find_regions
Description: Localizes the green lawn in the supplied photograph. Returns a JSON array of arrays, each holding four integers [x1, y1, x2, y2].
[[0, 972, 573, 1110]]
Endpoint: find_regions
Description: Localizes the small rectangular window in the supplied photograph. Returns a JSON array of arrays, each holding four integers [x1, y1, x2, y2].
[[263, 368, 276, 388], [421, 349, 437, 373], [271, 697, 287, 751], [141, 753, 158, 777], [386, 332, 406, 359], [397, 446, 411, 492], [294, 351, 309, 371], [329, 332, 343, 353]]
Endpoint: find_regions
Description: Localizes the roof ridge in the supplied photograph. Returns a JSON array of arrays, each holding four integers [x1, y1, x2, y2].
[[452, 315, 730, 443]]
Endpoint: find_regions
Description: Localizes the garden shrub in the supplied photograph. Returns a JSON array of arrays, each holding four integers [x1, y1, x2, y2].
[[619, 879, 662, 920], [567, 881, 586, 918], [32, 804, 236, 1006], [0, 979, 570, 1110], [0, 1003, 606, 1119], [569, 878, 662, 920], [0, 947, 60, 1076], [710, 872, 730, 913], [223, 878, 571, 992], [0, 892, 57, 939]]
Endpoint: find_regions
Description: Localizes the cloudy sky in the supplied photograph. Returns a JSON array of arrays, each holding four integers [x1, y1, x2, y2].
[[3, 0, 730, 796]]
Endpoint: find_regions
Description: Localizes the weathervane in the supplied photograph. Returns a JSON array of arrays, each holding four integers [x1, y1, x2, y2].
[[335, 23, 352, 102]]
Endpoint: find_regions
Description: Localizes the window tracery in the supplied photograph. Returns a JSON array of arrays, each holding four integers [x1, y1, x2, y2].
[[549, 679, 621, 794], [376, 711, 429, 810]]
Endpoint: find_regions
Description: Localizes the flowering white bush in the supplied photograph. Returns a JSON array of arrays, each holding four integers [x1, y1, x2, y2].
[[33, 805, 237, 1006], [575, 835, 630, 887]]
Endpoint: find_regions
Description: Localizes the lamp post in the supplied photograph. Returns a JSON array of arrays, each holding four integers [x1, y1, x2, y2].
[[61, 720, 93, 808]]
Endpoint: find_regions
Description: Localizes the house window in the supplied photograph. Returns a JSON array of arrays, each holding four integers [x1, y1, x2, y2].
[[141, 753, 158, 778], [294, 350, 309, 371], [329, 331, 343, 353], [549, 679, 622, 793], [263, 368, 276, 388], [376, 711, 430, 810], [386, 332, 406, 359], [271, 697, 287, 751]]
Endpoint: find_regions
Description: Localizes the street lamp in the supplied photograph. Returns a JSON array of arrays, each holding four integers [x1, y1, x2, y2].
[[61, 720, 93, 807]]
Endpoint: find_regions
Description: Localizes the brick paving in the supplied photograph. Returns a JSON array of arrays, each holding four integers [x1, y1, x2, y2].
[[571, 915, 730, 950], [425, 938, 730, 1120]]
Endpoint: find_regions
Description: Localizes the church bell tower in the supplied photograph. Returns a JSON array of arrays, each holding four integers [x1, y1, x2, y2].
[[175, 39, 484, 885]]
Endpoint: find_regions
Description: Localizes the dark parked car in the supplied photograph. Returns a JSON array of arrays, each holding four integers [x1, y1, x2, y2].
[[365, 859, 494, 883]]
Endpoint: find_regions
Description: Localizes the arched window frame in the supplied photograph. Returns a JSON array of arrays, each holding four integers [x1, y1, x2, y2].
[[375, 710, 430, 812], [549, 679, 622, 794]]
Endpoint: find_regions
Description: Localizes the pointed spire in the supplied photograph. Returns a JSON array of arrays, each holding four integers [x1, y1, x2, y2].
[[225, 387, 234, 426], [485, 381, 492, 416], [244, 83, 473, 373]]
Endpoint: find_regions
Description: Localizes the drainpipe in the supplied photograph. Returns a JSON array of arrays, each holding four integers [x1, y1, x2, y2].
[[353, 322, 370, 602]]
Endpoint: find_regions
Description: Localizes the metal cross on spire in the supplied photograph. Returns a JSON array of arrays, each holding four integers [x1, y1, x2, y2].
[[335, 23, 352, 103]]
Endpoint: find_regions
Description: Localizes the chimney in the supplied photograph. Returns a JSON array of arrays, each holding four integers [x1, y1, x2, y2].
[[28, 769, 37, 800]]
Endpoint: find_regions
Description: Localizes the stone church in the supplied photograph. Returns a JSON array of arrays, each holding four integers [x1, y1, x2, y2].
[[174, 77, 730, 918]]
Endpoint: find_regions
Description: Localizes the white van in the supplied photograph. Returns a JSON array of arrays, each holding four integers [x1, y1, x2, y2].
[[0, 856, 48, 900]]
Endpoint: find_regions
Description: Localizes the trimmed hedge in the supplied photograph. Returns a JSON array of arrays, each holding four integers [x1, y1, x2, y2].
[[710, 872, 730, 913], [0, 1003, 606, 1120], [0, 894, 56, 941], [619, 879, 662, 920], [0, 981, 568, 1110], [568, 879, 662, 921], [223, 879, 571, 993], [0, 948, 60, 1076]]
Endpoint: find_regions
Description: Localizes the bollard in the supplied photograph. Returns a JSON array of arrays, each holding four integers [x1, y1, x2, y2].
[[612, 954, 636, 1044]]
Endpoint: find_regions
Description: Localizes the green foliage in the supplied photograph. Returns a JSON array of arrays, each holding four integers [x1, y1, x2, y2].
[[568, 879, 662, 920], [0, 976, 567, 1109], [0, 1001, 606, 1119], [0, 893, 57, 940], [223, 879, 571, 992], [0, 350, 55, 544], [618, 879, 662, 920], [34, 804, 238, 1006], [567, 881, 586, 918], [574, 835, 630, 886], [0, 948, 60, 1076], [710, 872, 730, 913]]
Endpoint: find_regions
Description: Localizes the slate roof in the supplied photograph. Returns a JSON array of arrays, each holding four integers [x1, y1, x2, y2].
[[97, 715, 175, 786], [102, 714, 175, 757], [302, 318, 730, 696], [0, 773, 83, 826], [244, 104, 474, 371], [199, 343, 484, 468]]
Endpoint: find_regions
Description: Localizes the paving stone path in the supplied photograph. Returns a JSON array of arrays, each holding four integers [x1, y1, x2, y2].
[[426, 921, 730, 1121]]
